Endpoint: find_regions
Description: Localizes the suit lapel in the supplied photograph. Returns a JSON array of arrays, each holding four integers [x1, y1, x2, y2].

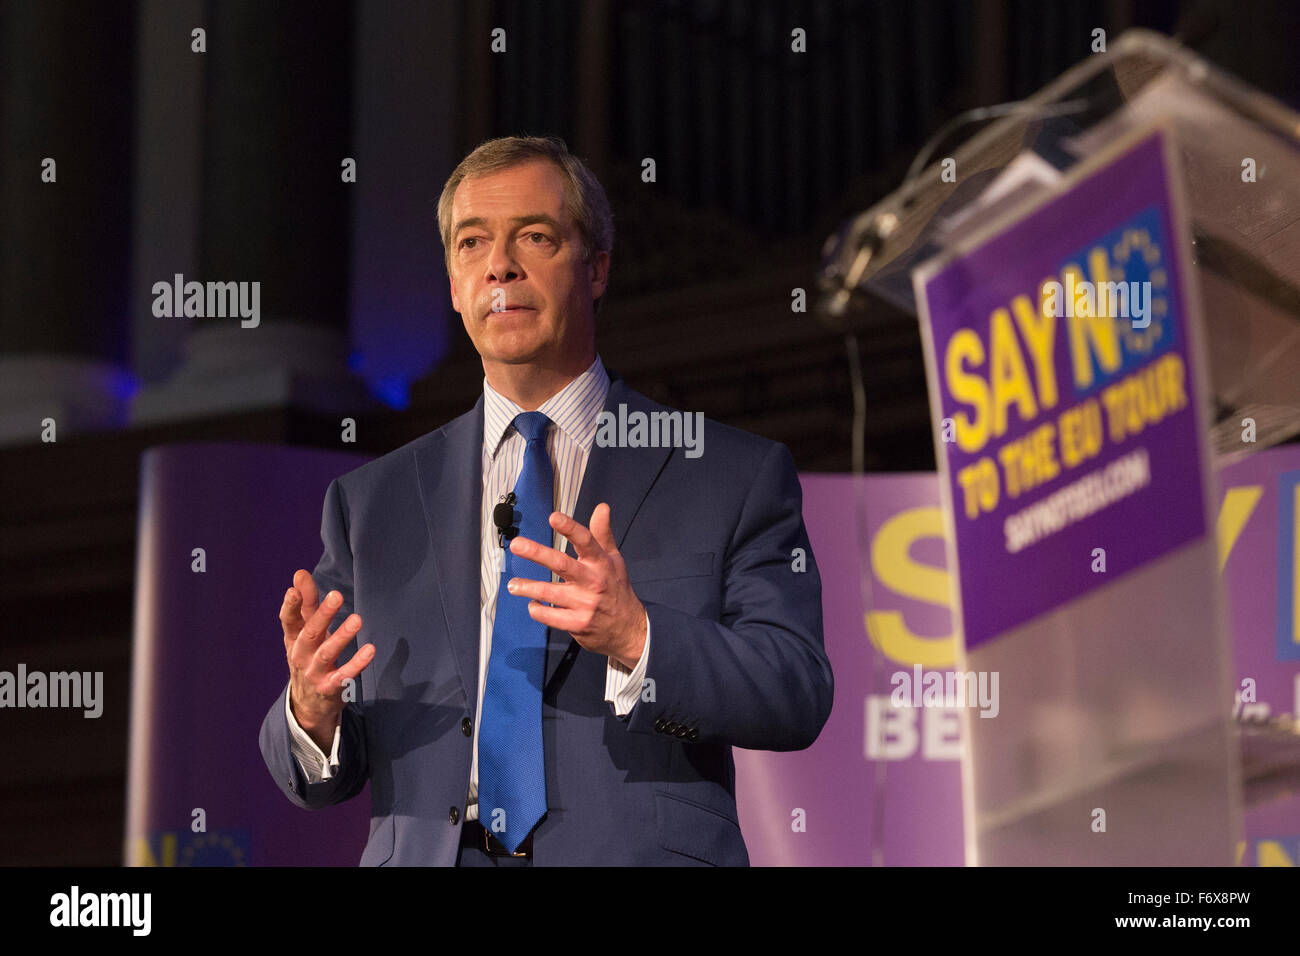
[[546, 377, 674, 686], [414, 398, 485, 709]]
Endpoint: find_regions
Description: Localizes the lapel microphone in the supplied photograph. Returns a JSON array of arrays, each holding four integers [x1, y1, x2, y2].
[[493, 491, 518, 549]]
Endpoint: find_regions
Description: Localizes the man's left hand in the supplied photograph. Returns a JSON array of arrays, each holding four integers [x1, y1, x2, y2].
[[506, 502, 647, 669]]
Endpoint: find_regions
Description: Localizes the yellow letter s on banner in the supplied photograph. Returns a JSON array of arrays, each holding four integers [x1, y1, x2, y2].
[[865, 506, 957, 668]]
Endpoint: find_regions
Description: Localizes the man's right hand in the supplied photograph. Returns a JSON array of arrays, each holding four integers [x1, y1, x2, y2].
[[281, 569, 375, 754]]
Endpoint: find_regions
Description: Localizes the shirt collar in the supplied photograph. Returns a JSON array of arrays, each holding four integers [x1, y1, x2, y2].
[[483, 355, 610, 458]]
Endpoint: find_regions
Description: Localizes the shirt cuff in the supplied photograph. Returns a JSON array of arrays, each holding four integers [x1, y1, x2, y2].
[[286, 690, 341, 782], [604, 610, 651, 717]]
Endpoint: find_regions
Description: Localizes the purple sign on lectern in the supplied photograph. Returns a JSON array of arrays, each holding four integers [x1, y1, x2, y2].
[[916, 129, 1207, 650]]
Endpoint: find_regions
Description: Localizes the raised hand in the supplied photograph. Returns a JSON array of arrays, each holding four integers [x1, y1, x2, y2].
[[504, 502, 647, 669], [280, 569, 375, 753]]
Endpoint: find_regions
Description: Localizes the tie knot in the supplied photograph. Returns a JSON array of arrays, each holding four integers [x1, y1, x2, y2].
[[513, 410, 551, 443]]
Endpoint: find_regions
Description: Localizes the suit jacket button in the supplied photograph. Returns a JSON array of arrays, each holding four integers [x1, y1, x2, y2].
[[461, 717, 472, 737], [673, 725, 688, 738], [654, 718, 667, 732], [664, 720, 679, 734], [448, 806, 460, 825], [687, 728, 699, 741]]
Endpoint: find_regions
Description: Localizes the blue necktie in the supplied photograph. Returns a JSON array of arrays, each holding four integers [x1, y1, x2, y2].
[[478, 411, 553, 853]]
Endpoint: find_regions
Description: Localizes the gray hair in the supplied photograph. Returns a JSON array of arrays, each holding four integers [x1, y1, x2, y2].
[[438, 135, 614, 312]]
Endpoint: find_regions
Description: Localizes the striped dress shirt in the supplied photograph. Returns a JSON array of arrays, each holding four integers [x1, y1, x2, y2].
[[286, 355, 652, 824]]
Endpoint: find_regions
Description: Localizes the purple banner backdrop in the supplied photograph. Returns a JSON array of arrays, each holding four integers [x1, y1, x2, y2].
[[126, 443, 374, 866], [736, 449, 1300, 866], [1217, 444, 1300, 866], [126, 442, 1298, 865], [916, 130, 1207, 650], [734, 474, 963, 866]]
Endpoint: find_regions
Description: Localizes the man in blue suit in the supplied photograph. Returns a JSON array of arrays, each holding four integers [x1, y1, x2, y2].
[[260, 135, 832, 865]]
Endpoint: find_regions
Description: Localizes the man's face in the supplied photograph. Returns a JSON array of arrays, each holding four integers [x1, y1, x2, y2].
[[447, 158, 608, 374]]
